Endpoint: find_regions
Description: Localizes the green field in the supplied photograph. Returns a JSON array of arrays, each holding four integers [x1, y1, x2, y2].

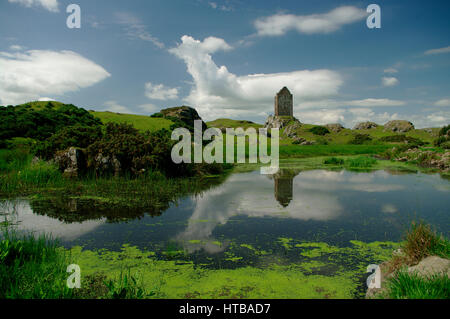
[[90, 111, 173, 132]]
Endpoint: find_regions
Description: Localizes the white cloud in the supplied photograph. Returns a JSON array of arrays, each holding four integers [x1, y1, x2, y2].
[[209, 1, 233, 11], [115, 12, 164, 49], [9, 45, 25, 51], [137, 103, 160, 114], [347, 98, 405, 107], [426, 112, 449, 126], [38, 97, 55, 101], [434, 99, 450, 107], [383, 68, 398, 74], [424, 45, 450, 55], [169, 35, 343, 120], [145, 82, 179, 100], [382, 76, 399, 87], [8, 0, 59, 12], [101, 101, 132, 114], [0, 50, 111, 105], [254, 6, 367, 36]]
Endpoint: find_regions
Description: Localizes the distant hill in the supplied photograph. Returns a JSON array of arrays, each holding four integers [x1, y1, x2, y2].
[[206, 118, 263, 130], [90, 111, 173, 132]]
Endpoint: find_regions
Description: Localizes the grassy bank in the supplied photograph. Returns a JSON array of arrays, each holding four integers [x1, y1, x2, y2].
[[0, 148, 230, 216], [0, 230, 154, 299], [373, 222, 450, 299]]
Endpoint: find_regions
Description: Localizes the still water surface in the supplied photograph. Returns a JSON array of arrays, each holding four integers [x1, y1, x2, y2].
[[1, 169, 449, 270]]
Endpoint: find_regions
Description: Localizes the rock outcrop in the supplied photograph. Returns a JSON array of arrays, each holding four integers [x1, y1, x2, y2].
[[408, 256, 450, 278], [384, 120, 415, 133], [366, 254, 450, 299], [54, 147, 86, 178], [325, 123, 344, 133], [160, 106, 207, 132], [353, 121, 379, 130], [265, 115, 302, 138]]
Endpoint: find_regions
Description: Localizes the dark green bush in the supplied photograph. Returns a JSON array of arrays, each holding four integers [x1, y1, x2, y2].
[[150, 112, 163, 118], [34, 125, 103, 159], [434, 125, 450, 147], [349, 134, 372, 145], [323, 157, 344, 165], [309, 126, 330, 136], [0, 102, 102, 141]]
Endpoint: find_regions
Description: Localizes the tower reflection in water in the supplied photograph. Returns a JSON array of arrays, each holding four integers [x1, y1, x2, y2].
[[273, 169, 299, 208]]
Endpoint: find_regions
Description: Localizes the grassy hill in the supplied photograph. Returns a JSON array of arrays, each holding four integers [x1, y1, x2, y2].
[[207, 119, 263, 130], [280, 124, 439, 145], [90, 111, 173, 132], [11, 101, 174, 133]]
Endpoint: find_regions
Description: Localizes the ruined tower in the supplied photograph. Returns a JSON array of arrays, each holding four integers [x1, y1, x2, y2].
[[274, 87, 293, 117]]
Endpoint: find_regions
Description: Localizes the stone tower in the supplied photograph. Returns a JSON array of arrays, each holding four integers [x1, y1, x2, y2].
[[274, 87, 293, 116]]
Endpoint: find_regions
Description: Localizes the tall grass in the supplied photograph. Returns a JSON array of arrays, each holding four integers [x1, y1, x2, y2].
[[0, 230, 74, 299], [387, 270, 449, 299]]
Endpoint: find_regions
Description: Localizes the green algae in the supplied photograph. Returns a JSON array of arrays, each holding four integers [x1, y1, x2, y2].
[[69, 238, 400, 299]]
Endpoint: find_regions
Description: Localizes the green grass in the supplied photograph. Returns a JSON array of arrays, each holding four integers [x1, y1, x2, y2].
[[386, 270, 449, 299], [0, 229, 155, 299], [345, 156, 378, 168], [91, 111, 173, 132], [0, 230, 74, 298], [279, 144, 391, 157]]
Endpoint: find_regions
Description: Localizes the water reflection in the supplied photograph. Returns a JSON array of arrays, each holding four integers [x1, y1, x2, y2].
[[1, 168, 449, 253]]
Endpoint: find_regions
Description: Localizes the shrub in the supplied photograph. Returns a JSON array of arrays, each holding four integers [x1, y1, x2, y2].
[[0, 102, 102, 141], [434, 125, 450, 147], [349, 134, 372, 145], [323, 157, 344, 165], [345, 156, 377, 168], [309, 126, 330, 136], [34, 125, 103, 159], [150, 112, 163, 118], [380, 135, 425, 146]]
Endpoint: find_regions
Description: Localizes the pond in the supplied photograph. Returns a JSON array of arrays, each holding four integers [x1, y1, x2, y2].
[[1, 168, 449, 298]]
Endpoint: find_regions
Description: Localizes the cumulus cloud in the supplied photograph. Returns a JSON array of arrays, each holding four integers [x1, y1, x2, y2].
[[8, 0, 59, 12], [254, 6, 367, 36], [347, 98, 404, 107], [383, 68, 398, 74], [424, 45, 450, 56], [434, 99, 450, 107], [382, 76, 399, 87], [137, 103, 160, 114], [296, 107, 401, 127], [169, 35, 343, 120], [145, 82, 179, 100], [115, 12, 164, 48], [208, 1, 233, 11], [101, 101, 132, 114], [9, 45, 25, 51], [0, 50, 111, 105]]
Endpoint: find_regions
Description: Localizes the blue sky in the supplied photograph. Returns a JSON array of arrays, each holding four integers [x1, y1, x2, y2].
[[0, 0, 449, 128]]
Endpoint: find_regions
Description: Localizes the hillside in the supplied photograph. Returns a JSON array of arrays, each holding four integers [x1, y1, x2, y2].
[[90, 111, 173, 132]]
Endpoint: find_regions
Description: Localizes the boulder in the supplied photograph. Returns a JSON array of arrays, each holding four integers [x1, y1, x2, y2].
[[94, 153, 122, 177], [353, 121, 379, 130], [54, 147, 86, 178], [325, 123, 344, 133], [160, 106, 207, 132], [408, 256, 450, 278], [384, 120, 415, 133]]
